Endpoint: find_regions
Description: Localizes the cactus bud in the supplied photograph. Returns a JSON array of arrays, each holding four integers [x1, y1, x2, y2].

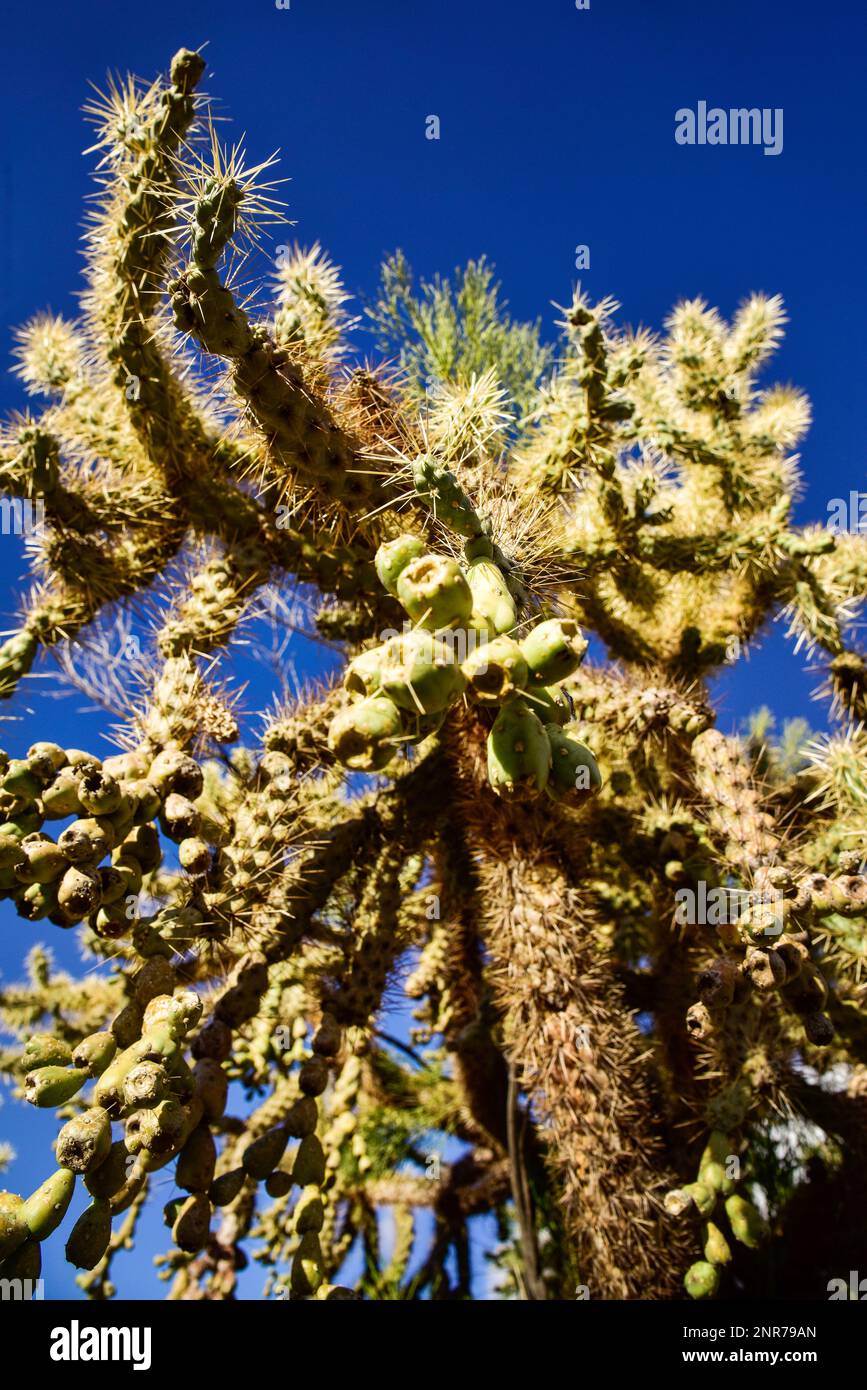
[[291, 1230, 324, 1296]]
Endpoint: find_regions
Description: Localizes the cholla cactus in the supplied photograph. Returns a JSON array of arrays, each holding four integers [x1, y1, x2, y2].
[[1, 47, 865, 1303]]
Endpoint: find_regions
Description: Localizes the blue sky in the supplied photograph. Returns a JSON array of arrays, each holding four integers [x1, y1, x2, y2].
[[0, 0, 864, 1297]]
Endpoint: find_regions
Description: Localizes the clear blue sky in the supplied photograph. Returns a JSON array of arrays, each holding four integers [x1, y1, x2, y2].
[[0, 0, 864, 1297]]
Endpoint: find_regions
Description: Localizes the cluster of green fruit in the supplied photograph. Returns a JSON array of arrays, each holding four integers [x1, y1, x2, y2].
[[664, 1132, 766, 1299], [0, 742, 212, 932], [327, 534, 602, 802], [2, 933, 349, 1295]]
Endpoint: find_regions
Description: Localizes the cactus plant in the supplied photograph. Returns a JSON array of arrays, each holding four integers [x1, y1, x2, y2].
[[0, 44, 864, 1306]]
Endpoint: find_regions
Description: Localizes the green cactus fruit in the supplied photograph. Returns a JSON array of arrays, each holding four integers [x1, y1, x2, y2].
[[0, 1237, 41, 1284], [22, 1168, 75, 1241], [520, 618, 588, 686], [24, 1065, 89, 1108], [19, 880, 60, 921], [396, 554, 474, 631], [179, 837, 211, 874], [76, 769, 123, 816], [295, 1185, 325, 1233], [27, 742, 67, 777], [58, 818, 113, 864], [285, 1096, 319, 1138], [12, 838, 68, 884], [327, 695, 403, 772], [209, 1168, 246, 1207], [265, 1170, 293, 1199], [343, 645, 385, 699], [0, 834, 23, 868], [176, 1124, 218, 1193], [72, 1032, 118, 1078], [109, 1000, 145, 1051], [85, 1141, 134, 1201], [126, 1098, 187, 1156], [545, 727, 602, 802], [379, 631, 466, 715], [40, 768, 84, 819], [291, 1135, 326, 1187], [312, 1014, 342, 1057], [464, 534, 495, 561], [724, 1194, 766, 1249], [163, 1198, 185, 1230], [0, 1193, 28, 1260], [299, 1057, 330, 1097], [147, 749, 204, 800], [2, 760, 42, 802], [65, 1199, 112, 1270], [159, 792, 200, 842], [465, 557, 518, 636], [242, 1125, 290, 1181], [143, 990, 203, 1040], [56, 1107, 112, 1173], [487, 701, 551, 800], [96, 1030, 176, 1110], [134, 956, 178, 1005], [57, 865, 102, 921], [683, 1181, 716, 1218], [172, 1193, 211, 1253], [375, 534, 426, 596], [400, 707, 447, 747], [291, 1230, 324, 1296], [22, 1033, 73, 1069], [193, 1058, 228, 1121], [684, 1260, 720, 1300], [704, 1220, 732, 1265], [116, 823, 162, 873], [122, 779, 162, 825], [461, 635, 528, 703], [102, 750, 150, 781], [1, 809, 42, 840]]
